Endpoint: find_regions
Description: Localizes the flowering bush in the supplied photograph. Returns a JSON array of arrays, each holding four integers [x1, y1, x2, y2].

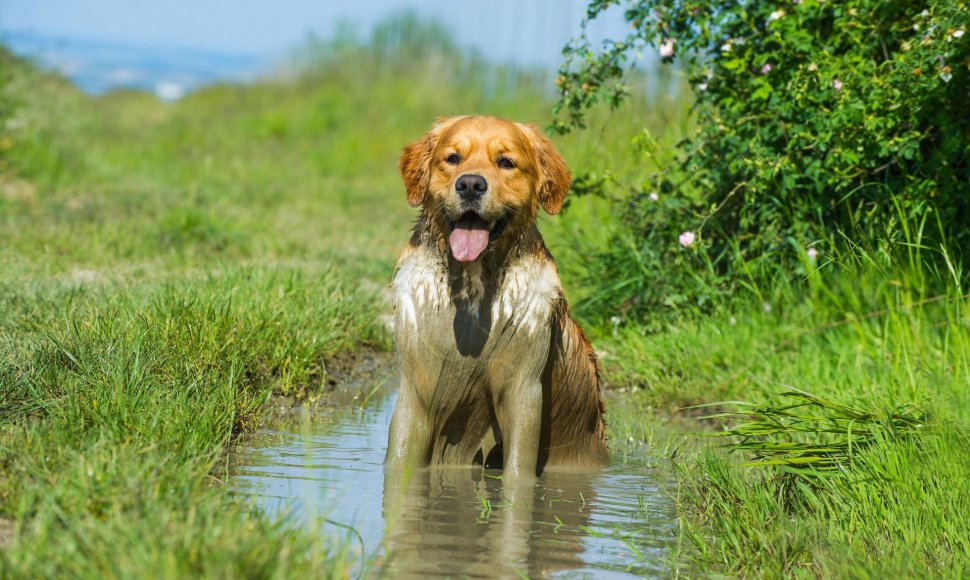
[[555, 0, 969, 324]]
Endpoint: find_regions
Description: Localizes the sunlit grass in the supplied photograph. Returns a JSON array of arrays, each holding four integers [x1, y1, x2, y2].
[[602, 213, 970, 574], [699, 388, 926, 475]]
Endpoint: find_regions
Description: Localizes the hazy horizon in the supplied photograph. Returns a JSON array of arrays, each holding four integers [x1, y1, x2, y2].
[[1, 1, 638, 98], [0, 1, 631, 67]]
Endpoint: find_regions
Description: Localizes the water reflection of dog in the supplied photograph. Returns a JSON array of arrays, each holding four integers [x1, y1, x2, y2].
[[381, 466, 600, 578]]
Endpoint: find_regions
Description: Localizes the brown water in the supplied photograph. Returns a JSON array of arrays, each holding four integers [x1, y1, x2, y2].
[[229, 382, 677, 578]]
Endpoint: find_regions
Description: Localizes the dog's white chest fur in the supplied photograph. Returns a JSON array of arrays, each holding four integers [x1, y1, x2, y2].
[[392, 247, 561, 336], [392, 248, 449, 329], [489, 256, 560, 334]]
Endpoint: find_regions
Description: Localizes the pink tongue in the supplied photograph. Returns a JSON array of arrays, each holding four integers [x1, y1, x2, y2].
[[449, 217, 490, 262]]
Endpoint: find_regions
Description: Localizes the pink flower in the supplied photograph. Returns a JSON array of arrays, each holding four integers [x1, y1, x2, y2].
[[659, 39, 675, 58], [679, 231, 696, 247], [832, 79, 844, 90], [761, 63, 773, 74]]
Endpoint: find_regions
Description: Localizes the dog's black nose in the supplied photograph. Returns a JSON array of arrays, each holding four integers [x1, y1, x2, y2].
[[455, 174, 488, 200]]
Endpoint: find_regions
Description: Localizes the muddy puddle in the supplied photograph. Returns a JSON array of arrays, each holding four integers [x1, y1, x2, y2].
[[228, 376, 678, 578]]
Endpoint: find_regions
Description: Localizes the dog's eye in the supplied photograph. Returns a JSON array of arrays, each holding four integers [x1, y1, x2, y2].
[[445, 153, 460, 165], [497, 157, 515, 169]]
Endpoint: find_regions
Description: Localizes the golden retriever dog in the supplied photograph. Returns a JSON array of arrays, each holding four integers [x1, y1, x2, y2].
[[385, 116, 608, 477]]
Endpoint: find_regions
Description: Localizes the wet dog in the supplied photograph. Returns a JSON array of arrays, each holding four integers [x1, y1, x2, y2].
[[385, 116, 608, 477]]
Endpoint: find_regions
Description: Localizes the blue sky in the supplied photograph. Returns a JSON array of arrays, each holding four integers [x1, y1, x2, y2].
[[0, 0, 630, 69]]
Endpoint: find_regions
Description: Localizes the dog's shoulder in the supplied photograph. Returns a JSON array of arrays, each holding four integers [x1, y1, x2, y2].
[[392, 241, 448, 329], [490, 248, 563, 334]]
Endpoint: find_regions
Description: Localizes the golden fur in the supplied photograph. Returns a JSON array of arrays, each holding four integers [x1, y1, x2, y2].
[[386, 116, 608, 476]]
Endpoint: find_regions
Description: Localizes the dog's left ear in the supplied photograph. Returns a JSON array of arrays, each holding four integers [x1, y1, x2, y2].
[[518, 123, 571, 215], [400, 116, 463, 208]]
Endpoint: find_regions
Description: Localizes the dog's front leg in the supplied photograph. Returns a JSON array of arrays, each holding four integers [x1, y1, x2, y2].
[[385, 379, 430, 469], [498, 374, 542, 478]]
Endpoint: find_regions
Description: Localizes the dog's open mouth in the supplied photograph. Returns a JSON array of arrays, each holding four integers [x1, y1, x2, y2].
[[447, 212, 509, 262]]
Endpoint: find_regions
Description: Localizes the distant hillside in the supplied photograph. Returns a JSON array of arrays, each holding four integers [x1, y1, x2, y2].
[[0, 30, 269, 98]]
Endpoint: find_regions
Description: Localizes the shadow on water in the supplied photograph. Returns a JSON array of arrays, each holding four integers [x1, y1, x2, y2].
[[228, 376, 678, 578]]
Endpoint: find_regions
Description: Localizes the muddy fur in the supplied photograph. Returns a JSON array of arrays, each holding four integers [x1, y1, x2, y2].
[[386, 116, 608, 476]]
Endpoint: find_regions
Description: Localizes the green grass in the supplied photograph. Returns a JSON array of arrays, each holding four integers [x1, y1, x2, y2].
[[0, 267, 377, 576], [601, 231, 970, 575]]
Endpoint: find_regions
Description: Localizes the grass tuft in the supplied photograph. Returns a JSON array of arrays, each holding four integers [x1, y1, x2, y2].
[[698, 388, 926, 477]]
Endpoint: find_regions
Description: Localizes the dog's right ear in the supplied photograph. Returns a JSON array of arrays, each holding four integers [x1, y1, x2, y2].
[[399, 117, 462, 208]]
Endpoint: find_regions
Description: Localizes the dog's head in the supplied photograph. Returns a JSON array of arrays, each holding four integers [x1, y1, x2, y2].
[[399, 116, 570, 262]]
